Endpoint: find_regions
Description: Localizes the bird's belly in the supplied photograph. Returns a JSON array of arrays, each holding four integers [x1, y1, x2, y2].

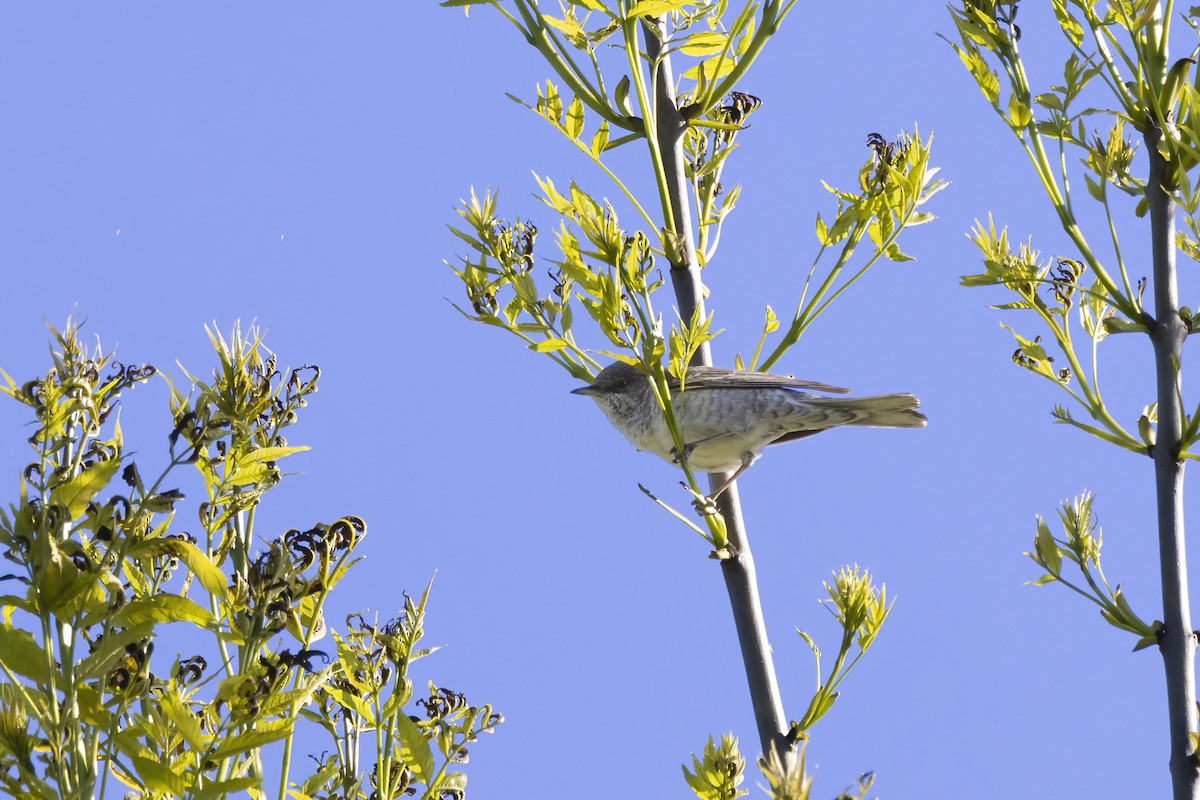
[[631, 428, 748, 472], [682, 439, 755, 472], [627, 426, 679, 464]]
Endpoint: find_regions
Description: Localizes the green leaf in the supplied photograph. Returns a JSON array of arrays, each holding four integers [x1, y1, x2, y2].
[[262, 683, 324, 719], [534, 173, 572, 214], [1007, 94, 1033, 128], [679, 31, 727, 56], [76, 622, 154, 680], [209, 719, 293, 761], [1103, 317, 1147, 334], [590, 120, 610, 156], [960, 273, 1000, 288], [53, 457, 120, 518], [564, 96, 585, 140], [815, 213, 829, 246], [1132, 633, 1161, 652], [954, 46, 1000, 105], [244, 445, 310, 462], [883, 242, 914, 262], [438, 772, 469, 792], [682, 53, 737, 82], [193, 778, 263, 800], [1161, 58, 1195, 112], [1034, 120, 1069, 138], [1051, 0, 1084, 46], [530, 338, 569, 353], [626, 0, 684, 16], [115, 595, 218, 628], [129, 539, 227, 597], [158, 686, 207, 752], [613, 75, 633, 117], [227, 461, 276, 487], [1034, 517, 1061, 575], [1112, 586, 1149, 633], [543, 13, 585, 41], [1132, 627, 1161, 652], [181, 542, 227, 597], [131, 755, 189, 796], [323, 682, 375, 723], [1034, 92, 1063, 112], [0, 624, 52, 684], [397, 711, 436, 780], [1138, 414, 1156, 447]]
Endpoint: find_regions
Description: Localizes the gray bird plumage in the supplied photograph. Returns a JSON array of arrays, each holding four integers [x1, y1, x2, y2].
[[572, 361, 925, 496]]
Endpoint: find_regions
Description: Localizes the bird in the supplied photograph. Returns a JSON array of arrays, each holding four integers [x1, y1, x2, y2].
[[571, 361, 926, 498]]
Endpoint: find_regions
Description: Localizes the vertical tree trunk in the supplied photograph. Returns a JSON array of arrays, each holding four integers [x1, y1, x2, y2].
[[1145, 123, 1200, 800], [643, 21, 793, 762]]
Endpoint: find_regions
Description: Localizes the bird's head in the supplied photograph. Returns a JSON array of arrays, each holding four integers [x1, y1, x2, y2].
[[570, 362, 656, 433]]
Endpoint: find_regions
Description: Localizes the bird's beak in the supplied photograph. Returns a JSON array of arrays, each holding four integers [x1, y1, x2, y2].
[[571, 384, 601, 397]]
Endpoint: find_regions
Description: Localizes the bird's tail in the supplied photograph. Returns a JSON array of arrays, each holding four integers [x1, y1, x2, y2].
[[809, 394, 927, 429]]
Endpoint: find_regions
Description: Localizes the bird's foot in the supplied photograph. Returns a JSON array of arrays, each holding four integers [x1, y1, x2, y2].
[[688, 488, 721, 517], [670, 442, 697, 465]]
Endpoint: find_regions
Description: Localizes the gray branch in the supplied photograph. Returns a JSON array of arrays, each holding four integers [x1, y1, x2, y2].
[[1145, 121, 1200, 800], [643, 20, 793, 762]]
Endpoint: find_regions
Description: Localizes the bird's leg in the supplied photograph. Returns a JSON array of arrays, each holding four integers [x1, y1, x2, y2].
[[692, 451, 755, 513], [671, 442, 695, 465], [672, 432, 734, 465], [708, 452, 754, 499]]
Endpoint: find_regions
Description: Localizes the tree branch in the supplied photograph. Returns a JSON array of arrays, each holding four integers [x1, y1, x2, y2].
[[642, 18, 793, 762], [1146, 120, 1199, 800]]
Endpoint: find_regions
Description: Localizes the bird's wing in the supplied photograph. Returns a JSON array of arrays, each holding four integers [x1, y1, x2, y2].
[[674, 365, 851, 395]]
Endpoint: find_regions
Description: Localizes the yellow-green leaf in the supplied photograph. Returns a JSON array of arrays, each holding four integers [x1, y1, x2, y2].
[[626, 0, 683, 17], [131, 755, 189, 796], [209, 719, 293, 761], [590, 120, 610, 156], [1007, 94, 1033, 128], [228, 461, 275, 487], [543, 14, 584, 40], [76, 622, 154, 680], [244, 445, 310, 462], [956, 47, 1000, 105], [565, 96, 585, 140], [1034, 517, 1061, 575], [530, 338, 569, 353], [173, 540, 229, 597], [0, 623, 51, 683], [116, 595, 218, 628], [128, 538, 227, 597], [158, 686, 207, 751], [1051, 0, 1083, 46], [679, 31, 727, 56], [613, 75, 633, 117], [440, 772, 468, 791], [193, 778, 262, 800], [397, 712, 435, 779], [323, 682, 375, 723], [53, 457, 120, 518], [682, 54, 737, 83]]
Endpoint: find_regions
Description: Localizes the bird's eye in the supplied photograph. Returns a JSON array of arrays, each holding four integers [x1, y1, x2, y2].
[[614, 379, 628, 390]]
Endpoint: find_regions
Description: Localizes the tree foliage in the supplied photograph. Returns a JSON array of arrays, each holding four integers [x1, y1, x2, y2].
[[0, 322, 500, 800]]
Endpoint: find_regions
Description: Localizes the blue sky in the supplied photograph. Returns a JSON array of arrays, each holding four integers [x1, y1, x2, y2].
[[0, 3, 1189, 798]]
